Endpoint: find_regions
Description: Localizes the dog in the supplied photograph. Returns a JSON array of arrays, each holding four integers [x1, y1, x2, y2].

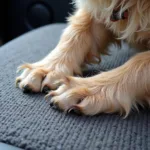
[[16, 0, 150, 117]]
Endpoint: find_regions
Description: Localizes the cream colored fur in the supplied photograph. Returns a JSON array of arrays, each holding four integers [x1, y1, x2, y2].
[[16, 0, 150, 117]]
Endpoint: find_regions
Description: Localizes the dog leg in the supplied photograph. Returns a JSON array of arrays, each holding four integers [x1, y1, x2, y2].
[[49, 51, 150, 116], [16, 9, 114, 93]]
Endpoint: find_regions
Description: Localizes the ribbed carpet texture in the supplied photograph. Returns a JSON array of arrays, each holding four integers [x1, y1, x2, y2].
[[0, 24, 149, 150]]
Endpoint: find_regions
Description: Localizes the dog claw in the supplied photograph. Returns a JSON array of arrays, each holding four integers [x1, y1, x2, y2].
[[50, 101, 59, 109], [50, 101, 54, 107], [22, 85, 32, 93], [67, 106, 82, 115], [42, 86, 50, 93], [15, 79, 21, 87]]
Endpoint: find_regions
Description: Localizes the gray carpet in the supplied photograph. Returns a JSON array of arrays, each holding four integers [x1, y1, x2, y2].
[[0, 24, 149, 150]]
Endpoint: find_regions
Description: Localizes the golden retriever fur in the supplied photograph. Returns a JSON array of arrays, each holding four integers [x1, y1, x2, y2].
[[16, 0, 150, 117]]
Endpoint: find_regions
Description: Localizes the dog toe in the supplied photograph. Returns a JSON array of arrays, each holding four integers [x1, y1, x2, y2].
[[42, 86, 50, 93], [22, 85, 32, 93], [67, 106, 82, 115]]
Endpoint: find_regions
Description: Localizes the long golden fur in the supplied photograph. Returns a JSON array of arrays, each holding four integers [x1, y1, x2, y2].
[[16, 0, 150, 117]]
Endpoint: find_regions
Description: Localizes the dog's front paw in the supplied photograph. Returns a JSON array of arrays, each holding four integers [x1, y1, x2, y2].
[[46, 77, 91, 115], [46, 75, 134, 116], [15, 63, 70, 93], [45, 76, 106, 115]]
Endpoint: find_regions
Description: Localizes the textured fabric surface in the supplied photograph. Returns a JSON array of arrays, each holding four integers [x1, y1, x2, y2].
[[0, 24, 149, 150]]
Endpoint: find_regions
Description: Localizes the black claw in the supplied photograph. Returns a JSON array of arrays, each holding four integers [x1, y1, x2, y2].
[[50, 101, 60, 110], [67, 106, 82, 115], [42, 86, 50, 93], [22, 85, 32, 93], [50, 101, 54, 107]]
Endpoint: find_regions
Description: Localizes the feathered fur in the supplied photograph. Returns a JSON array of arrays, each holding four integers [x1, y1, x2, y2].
[[16, 0, 150, 117], [76, 0, 150, 44]]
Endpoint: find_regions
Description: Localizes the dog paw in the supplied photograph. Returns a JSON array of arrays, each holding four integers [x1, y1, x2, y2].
[[15, 64, 69, 93], [45, 76, 105, 115], [46, 75, 134, 116]]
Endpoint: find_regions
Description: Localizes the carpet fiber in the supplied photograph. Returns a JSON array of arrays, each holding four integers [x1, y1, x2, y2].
[[0, 24, 149, 150]]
